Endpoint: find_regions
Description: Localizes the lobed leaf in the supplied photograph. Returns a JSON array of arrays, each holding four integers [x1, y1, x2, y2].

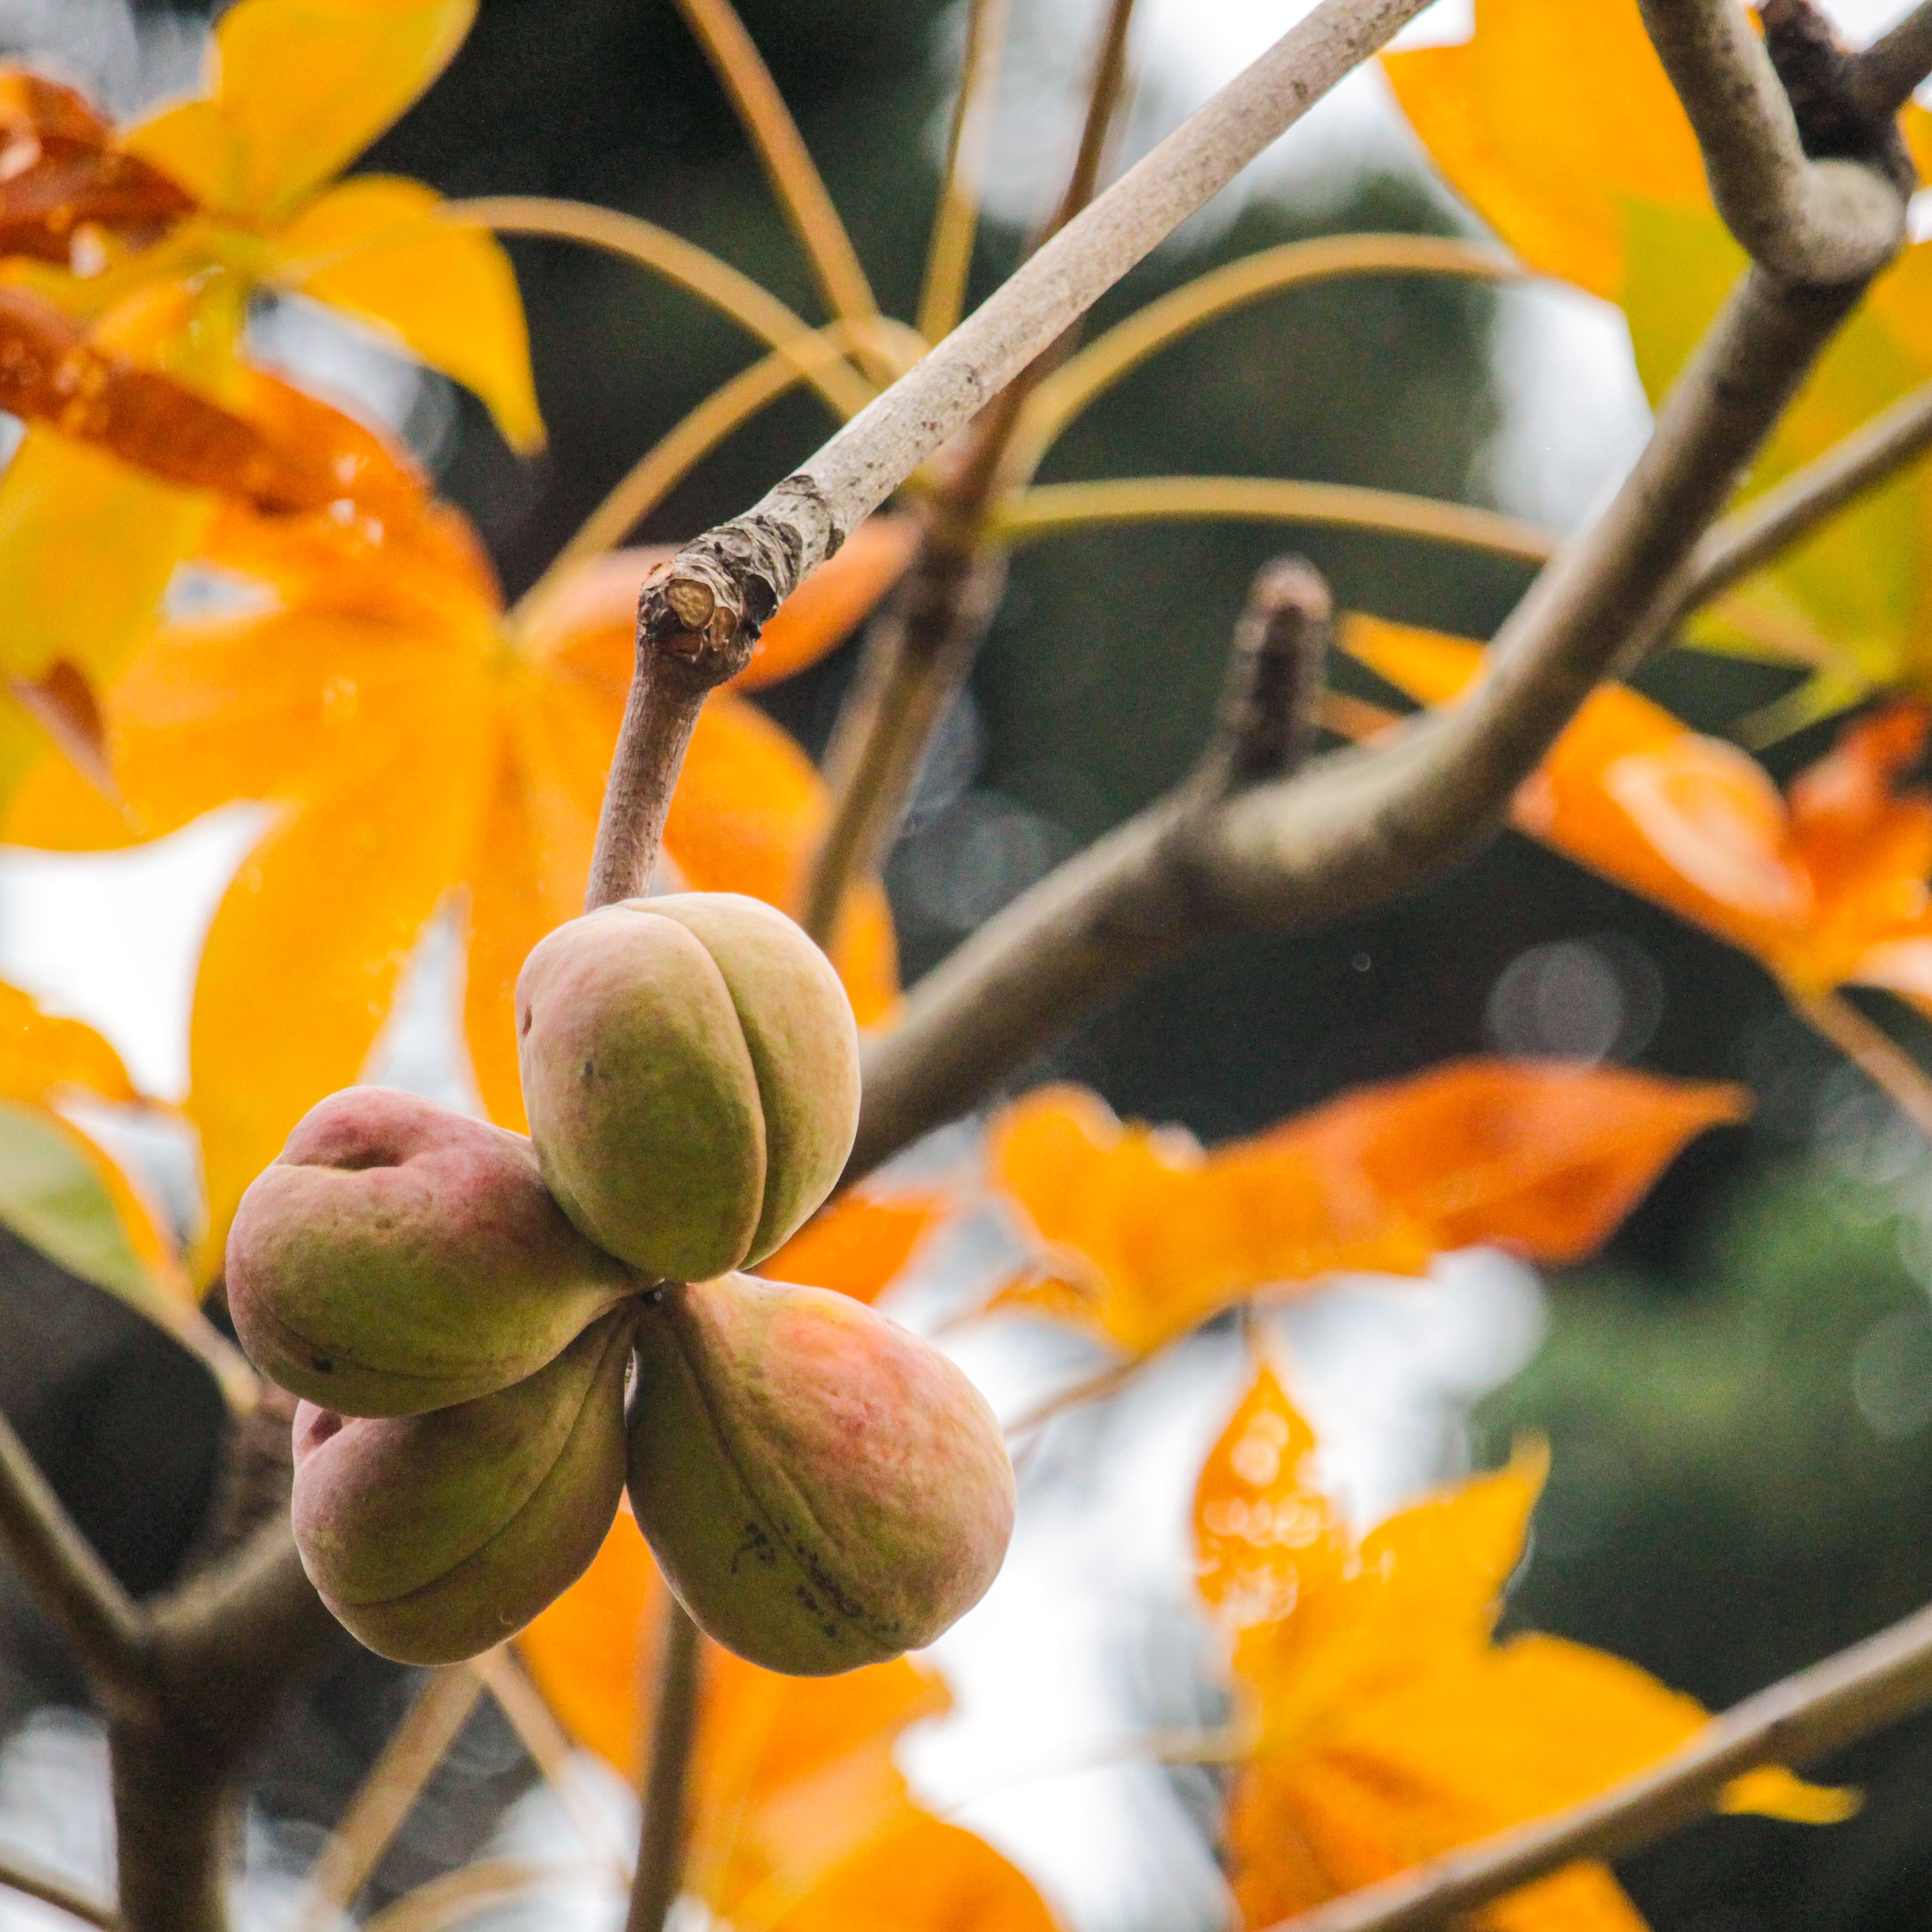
[[519, 1508, 1058, 1932], [987, 1065, 1745, 1356], [1200, 1368, 1853, 1930], [1384, 0, 1932, 703], [1346, 618, 1932, 1007], [122, 0, 477, 223]]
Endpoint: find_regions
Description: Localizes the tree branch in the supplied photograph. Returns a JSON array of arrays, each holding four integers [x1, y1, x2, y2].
[[1849, 0, 1932, 117], [1636, 0, 1905, 282], [797, 0, 1144, 947], [1670, 375, 1932, 614], [589, 569, 762, 908], [1263, 1595, 1932, 1932], [625, 1595, 704, 1932], [0, 1404, 145, 1692], [850, 258, 1886, 1175], [631, 0, 1438, 673]]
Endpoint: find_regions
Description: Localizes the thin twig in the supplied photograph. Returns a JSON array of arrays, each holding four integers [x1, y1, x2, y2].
[[850, 258, 1893, 1176], [1003, 1355, 1150, 1441], [670, 0, 902, 384], [995, 476, 1557, 562], [796, 539, 1007, 946], [1636, 0, 1903, 282], [1261, 1594, 1932, 1932], [359, 1862, 609, 1932], [469, 1648, 633, 1878], [444, 197, 877, 422], [293, 1668, 486, 1932], [1006, 235, 1519, 485], [1672, 377, 1932, 618], [1040, 0, 1140, 247], [796, 0, 1146, 947], [632, 0, 1440, 669], [0, 1855, 119, 1932], [509, 319, 892, 637], [625, 1598, 704, 1932], [1796, 992, 1932, 1143], [917, 0, 1012, 344], [1849, 0, 1932, 117], [0, 1405, 145, 1690]]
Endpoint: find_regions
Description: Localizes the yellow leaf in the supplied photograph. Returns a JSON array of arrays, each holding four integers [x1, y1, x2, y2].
[[1384, 0, 1932, 702], [123, 0, 477, 222], [0, 979, 136, 1105], [186, 665, 495, 1270], [0, 429, 213, 688], [272, 176, 543, 450], [1381, 0, 1705, 302]]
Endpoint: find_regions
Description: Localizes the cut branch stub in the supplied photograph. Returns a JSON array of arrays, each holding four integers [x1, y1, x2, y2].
[[1760, 0, 1915, 197], [587, 480, 842, 911], [1205, 556, 1333, 794], [637, 473, 842, 674]]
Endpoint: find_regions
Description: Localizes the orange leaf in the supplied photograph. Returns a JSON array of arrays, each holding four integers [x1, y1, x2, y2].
[[0, 979, 137, 1107], [1346, 618, 1932, 1003], [0, 288, 425, 520], [1203, 1368, 1852, 1930], [185, 660, 496, 1269], [0, 69, 192, 263], [988, 1066, 1744, 1355], [1194, 1362, 1344, 1628], [757, 1190, 950, 1304], [520, 1508, 1059, 1932]]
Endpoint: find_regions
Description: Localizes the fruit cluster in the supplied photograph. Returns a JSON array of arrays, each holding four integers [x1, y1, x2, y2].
[[228, 894, 1015, 1674]]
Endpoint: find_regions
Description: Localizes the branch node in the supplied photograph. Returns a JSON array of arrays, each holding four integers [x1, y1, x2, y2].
[[1761, 0, 1915, 196]]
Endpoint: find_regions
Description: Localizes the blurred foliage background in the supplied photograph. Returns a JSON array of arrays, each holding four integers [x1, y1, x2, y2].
[[5, 1, 1932, 1928]]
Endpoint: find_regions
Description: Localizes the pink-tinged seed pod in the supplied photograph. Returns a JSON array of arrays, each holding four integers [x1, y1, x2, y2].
[[516, 893, 860, 1284], [292, 1308, 634, 1665], [626, 1273, 1014, 1675], [228, 1087, 637, 1418]]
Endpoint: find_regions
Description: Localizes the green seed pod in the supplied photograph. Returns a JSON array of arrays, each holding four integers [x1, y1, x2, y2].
[[626, 1272, 1014, 1675], [228, 1087, 637, 1418], [516, 893, 859, 1281], [292, 1308, 634, 1665]]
